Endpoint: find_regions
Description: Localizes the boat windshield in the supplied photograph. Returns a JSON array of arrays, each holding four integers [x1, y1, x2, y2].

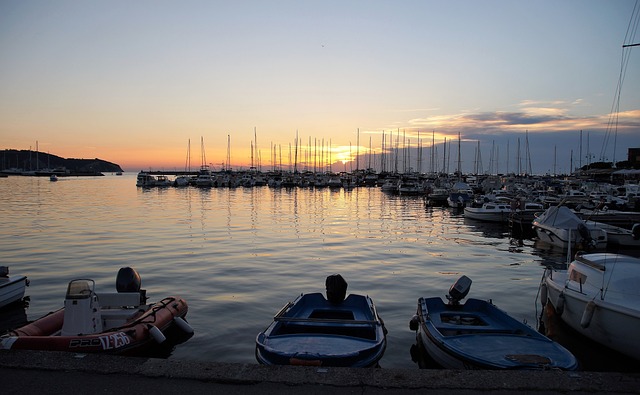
[[66, 279, 95, 299]]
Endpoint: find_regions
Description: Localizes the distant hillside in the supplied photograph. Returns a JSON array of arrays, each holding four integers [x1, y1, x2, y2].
[[1, 149, 123, 174]]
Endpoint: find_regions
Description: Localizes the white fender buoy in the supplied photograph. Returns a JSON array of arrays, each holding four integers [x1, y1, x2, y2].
[[580, 301, 596, 328], [174, 316, 194, 334], [555, 292, 565, 316], [540, 283, 548, 306], [148, 325, 166, 343]]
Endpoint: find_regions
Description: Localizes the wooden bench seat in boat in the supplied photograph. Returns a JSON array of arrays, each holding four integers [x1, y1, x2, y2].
[[274, 309, 379, 340], [276, 321, 378, 340]]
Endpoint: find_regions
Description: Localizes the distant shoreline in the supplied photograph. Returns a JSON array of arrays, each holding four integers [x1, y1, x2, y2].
[[0, 171, 105, 177]]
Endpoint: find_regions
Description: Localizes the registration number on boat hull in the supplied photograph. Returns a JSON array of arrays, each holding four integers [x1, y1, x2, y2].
[[68, 332, 131, 350]]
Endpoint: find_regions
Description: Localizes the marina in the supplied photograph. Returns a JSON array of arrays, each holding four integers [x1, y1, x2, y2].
[[1, 173, 639, 371], [2, 1, 639, 384]]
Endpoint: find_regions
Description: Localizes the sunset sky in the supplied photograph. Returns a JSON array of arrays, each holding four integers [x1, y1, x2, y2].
[[1, 1, 639, 174]]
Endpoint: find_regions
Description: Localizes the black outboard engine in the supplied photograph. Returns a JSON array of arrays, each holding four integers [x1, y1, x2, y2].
[[116, 267, 146, 304], [326, 273, 348, 304], [116, 267, 141, 292], [577, 223, 594, 249], [446, 275, 472, 305], [632, 224, 640, 241]]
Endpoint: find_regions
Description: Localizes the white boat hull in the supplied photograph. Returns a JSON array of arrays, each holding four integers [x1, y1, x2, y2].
[[464, 211, 508, 222], [584, 221, 640, 248], [0, 275, 28, 309], [532, 206, 608, 250], [543, 253, 640, 360], [534, 224, 607, 250], [417, 329, 472, 369], [464, 204, 511, 223]]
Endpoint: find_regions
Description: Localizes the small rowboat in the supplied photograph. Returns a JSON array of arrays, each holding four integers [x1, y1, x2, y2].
[[410, 275, 578, 370], [0, 267, 193, 355], [256, 274, 387, 367]]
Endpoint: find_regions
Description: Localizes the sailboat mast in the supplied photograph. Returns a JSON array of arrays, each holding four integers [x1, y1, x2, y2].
[[431, 131, 435, 174], [294, 130, 299, 173], [517, 138, 521, 175], [457, 132, 461, 180], [417, 130, 421, 173], [368, 136, 372, 170], [381, 131, 386, 173], [443, 137, 447, 175], [226, 135, 231, 171], [570, 149, 573, 176], [526, 130, 532, 175], [200, 136, 207, 170], [185, 138, 191, 172], [506, 140, 510, 175], [356, 128, 360, 172], [250, 141, 254, 170]]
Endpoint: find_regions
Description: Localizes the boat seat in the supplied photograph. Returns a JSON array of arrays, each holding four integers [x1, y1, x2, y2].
[[437, 324, 523, 336], [278, 322, 378, 340], [96, 293, 144, 329], [97, 292, 142, 308], [100, 308, 143, 330]]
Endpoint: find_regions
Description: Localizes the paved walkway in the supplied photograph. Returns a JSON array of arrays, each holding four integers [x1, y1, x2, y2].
[[2, 350, 639, 394]]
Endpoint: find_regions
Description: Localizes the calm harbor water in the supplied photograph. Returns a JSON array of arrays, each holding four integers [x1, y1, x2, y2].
[[1, 174, 638, 371]]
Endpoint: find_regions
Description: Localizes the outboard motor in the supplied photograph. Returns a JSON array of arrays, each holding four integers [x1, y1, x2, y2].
[[326, 273, 348, 304], [577, 223, 594, 249], [116, 267, 146, 305], [446, 275, 472, 305], [116, 267, 141, 292], [61, 279, 103, 336], [632, 224, 640, 241]]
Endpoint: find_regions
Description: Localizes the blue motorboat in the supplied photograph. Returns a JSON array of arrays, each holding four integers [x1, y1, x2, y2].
[[256, 274, 387, 367], [410, 276, 578, 370]]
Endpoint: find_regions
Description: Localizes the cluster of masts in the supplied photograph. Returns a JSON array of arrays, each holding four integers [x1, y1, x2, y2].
[[180, 129, 545, 179]]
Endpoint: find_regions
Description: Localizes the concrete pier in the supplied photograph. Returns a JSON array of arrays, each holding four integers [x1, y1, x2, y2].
[[2, 350, 639, 394]]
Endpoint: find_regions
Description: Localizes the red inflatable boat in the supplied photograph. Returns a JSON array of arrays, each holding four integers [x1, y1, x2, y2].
[[0, 268, 193, 355]]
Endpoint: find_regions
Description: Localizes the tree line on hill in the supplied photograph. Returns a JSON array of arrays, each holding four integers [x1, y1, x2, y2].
[[1, 149, 123, 174]]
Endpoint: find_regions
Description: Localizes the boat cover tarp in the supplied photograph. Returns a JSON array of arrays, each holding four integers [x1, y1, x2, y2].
[[536, 206, 582, 229]]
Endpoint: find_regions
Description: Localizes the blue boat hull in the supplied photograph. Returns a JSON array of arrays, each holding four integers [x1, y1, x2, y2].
[[256, 293, 387, 367], [413, 297, 578, 370]]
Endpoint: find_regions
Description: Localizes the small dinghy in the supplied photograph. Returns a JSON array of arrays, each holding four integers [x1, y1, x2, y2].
[[256, 274, 387, 367], [0, 267, 193, 355], [0, 266, 29, 310], [410, 275, 578, 370]]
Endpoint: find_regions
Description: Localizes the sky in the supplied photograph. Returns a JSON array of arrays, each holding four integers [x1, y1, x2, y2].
[[1, 0, 639, 174]]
